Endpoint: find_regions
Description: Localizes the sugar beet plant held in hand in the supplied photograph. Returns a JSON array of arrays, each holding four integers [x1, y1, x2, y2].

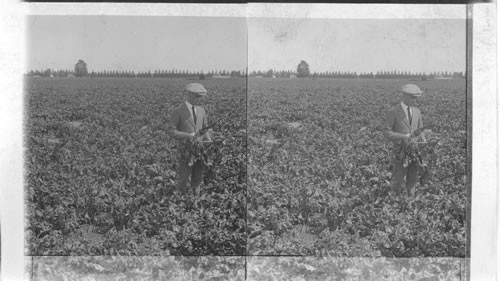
[[183, 123, 225, 168]]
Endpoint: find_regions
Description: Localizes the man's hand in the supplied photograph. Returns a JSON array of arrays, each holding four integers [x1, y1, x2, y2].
[[201, 129, 213, 142], [192, 133, 205, 145], [193, 136, 203, 144], [402, 133, 411, 142]]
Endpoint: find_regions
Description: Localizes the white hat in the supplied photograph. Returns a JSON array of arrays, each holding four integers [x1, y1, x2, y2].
[[401, 84, 423, 96], [185, 83, 207, 95]]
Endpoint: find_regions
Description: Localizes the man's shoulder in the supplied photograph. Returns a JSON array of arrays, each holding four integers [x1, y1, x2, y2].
[[169, 104, 187, 120], [173, 103, 187, 112], [387, 104, 401, 114]]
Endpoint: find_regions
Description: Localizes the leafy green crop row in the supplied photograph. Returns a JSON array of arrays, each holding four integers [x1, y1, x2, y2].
[[26, 78, 246, 255], [26, 256, 465, 281], [248, 78, 467, 257], [26, 77, 467, 259]]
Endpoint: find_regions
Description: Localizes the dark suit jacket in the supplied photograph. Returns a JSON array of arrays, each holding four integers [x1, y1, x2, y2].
[[167, 103, 208, 154], [383, 103, 423, 152]]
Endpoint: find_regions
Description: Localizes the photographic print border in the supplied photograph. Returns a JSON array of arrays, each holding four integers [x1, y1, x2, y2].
[[1, 2, 497, 281]]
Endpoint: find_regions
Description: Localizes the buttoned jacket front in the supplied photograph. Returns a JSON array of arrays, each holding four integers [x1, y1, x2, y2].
[[167, 103, 208, 155], [383, 103, 423, 153]]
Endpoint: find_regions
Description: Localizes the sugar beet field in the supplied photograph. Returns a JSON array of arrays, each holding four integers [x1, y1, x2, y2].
[[26, 77, 246, 255], [247, 78, 467, 257], [26, 77, 467, 259]]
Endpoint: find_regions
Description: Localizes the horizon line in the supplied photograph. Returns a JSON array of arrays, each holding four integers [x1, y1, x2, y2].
[[25, 68, 465, 75]]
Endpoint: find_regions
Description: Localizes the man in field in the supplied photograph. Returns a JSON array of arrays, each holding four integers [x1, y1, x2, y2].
[[167, 83, 210, 197], [383, 84, 424, 197]]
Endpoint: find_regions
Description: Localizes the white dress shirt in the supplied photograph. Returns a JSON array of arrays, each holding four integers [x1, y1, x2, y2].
[[185, 100, 197, 121], [401, 102, 412, 123]]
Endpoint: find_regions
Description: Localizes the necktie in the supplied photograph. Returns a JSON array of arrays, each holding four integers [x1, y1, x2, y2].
[[192, 105, 197, 125], [407, 106, 412, 126]]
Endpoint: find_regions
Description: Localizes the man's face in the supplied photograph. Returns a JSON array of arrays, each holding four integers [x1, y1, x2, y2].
[[187, 92, 205, 105], [402, 93, 418, 107]]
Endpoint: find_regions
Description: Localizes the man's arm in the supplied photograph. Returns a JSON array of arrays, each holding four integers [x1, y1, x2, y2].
[[201, 109, 212, 141], [202, 109, 208, 128], [382, 109, 409, 143], [417, 110, 424, 129], [167, 109, 194, 142]]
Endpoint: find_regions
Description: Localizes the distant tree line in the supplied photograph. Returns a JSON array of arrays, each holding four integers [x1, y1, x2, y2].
[[26, 68, 464, 80], [26, 59, 464, 80], [249, 69, 296, 78], [25, 68, 247, 78], [25, 58, 249, 79], [312, 71, 358, 79], [25, 69, 73, 77], [364, 70, 465, 79], [249, 69, 464, 79]]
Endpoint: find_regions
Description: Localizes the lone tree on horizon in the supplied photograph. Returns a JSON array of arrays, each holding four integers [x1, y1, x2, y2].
[[297, 60, 310, 78], [74, 59, 88, 77]]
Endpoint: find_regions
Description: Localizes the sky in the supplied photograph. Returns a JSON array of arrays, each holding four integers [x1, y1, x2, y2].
[[27, 16, 465, 74], [27, 16, 248, 72], [248, 18, 466, 74]]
